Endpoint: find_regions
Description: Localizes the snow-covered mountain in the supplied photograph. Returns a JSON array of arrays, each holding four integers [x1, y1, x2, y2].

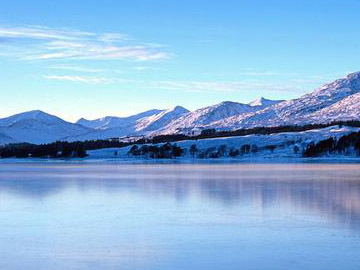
[[248, 97, 284, 107], [136, 106, 189, 132], [2, 71, 360, 144], [156, 98, 283, 134], [206, 71, 360, 130], [66, 106, 190, 141], [0, 110, 91, 144], [77, 109, 164, 130], [0, 133, 17, 145], [304, 92, 360, 122]]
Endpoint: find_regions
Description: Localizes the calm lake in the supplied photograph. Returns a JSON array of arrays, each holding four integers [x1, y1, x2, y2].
[[0, 163, 360, 270]]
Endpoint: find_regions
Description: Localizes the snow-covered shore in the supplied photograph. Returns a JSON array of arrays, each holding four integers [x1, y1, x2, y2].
[[86, 126, 360, 160], [1, 126, 359, 163]]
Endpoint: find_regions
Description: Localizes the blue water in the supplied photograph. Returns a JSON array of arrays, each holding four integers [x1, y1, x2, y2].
[[0, 163, 359, 270]]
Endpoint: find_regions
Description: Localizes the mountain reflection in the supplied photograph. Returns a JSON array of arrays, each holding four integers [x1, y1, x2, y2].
[[1, 163, 360, 230]]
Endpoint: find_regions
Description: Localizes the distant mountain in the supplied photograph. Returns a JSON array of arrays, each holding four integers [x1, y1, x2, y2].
[[249, 97, 284, 108], [3, 72, 360, 144], [77, 109, 164, 130], [0, 132, 17, 145], [67, 106, 190, 141], [0, 110, 91, 144], [157, 99, 283, 134], [208, 71, 360, 130], [136, 106, 189, 132]]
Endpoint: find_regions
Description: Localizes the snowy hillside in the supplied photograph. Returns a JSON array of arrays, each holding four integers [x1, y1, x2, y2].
[[155, 99, 282, 135], [136, 106, 189, 132], [77, 109, 164, 130], [87, 126, 359, 159], [66, 106, 190, 141], [0, 110, 91, 144], [248, 97, 284, 107], [0, 133, 17, 145], [305, 92, 360, 123], [206, 72, 360, 131]]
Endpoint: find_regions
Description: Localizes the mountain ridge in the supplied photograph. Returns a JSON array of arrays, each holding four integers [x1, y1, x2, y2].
[[1, 72, 360, 145], [208, 71, 360, 130], [0, 110, 91, 144]]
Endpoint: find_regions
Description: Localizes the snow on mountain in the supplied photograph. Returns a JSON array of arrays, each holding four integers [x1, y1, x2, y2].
[[77, 109, 164, 130], [156, 99, 282, 135], [205, 72, 360, 130], [0, 110, 61, 127], [248, 97, 284, 107], [0, 133, 17, 145], [67, 106, 190, 141], [136, 106, 189, 132], [0, 110, 91, 144], [4, 71, 360, 143], [305, 92, 360, 122]]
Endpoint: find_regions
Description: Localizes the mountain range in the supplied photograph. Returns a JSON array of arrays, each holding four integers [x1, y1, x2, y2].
[[1, 71, 360, 145]]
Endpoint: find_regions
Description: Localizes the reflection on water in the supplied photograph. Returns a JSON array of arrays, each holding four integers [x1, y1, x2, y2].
[[0, 163, 360, 270]]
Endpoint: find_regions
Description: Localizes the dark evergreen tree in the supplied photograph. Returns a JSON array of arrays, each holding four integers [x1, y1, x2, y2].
[[189, 144, 198, 157]]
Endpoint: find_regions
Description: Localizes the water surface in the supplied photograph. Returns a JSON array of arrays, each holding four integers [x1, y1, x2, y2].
[[0, 163, 360, 270]]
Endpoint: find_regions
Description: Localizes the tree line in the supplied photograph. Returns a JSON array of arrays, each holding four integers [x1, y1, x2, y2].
[[303, 131, 360, 157], [149, 120, 360, 143], [128, 143, 184, 158], [1, 120, 360, 159], [127, 143, 279, 159], [0, 139, 128, 158]]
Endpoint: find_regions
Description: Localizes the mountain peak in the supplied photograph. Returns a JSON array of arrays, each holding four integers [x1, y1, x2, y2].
[[249, 97, 267, 106], [20, 110, 49, 118], [220, 101, 239, 105], [249, 97, 283, 107], [171, 106, 189, 113], [317, 71, 360, 94], [0, 110, 89, 144], [345, 71, 360, 88], [215, 101, 244, 108], [346, 71, 360, 80], [0, 110, 63, 126]]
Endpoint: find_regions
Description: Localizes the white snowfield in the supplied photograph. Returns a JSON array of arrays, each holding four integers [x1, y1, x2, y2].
[[1, 71, 360, 145], [87, 126, 360, 159]]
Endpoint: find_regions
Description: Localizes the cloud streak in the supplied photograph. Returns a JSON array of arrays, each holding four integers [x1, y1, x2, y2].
[[0, 25, 170, 61], [48, 65, 105, 73], [44, 75, 115, 84], [149, 80, 310, 93]]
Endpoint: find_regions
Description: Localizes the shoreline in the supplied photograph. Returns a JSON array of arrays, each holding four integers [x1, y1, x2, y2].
[[1, 156, 360, 164]]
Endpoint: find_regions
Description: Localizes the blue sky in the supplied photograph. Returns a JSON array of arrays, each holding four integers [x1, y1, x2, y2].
[[0, 0, 359, 121]]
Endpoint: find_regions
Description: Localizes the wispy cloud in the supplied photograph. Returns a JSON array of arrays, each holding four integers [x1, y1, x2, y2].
[[48, 65, 105, 73], [44, 75, 115, 84], [133, 66, 153, 71], [0, 25, 171, 61], [0, 25, 94, 40], [238, 71, 281, 76], [149, 80, 308, 93]]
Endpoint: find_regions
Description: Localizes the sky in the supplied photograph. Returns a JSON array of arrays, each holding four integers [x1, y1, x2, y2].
[[0, 0, 359, 122]]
